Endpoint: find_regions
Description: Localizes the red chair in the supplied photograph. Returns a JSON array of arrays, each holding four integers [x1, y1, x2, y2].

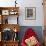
[[21, 28, 41, 46]]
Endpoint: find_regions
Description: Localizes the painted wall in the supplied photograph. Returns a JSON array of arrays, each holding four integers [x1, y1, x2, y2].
[[18, 0, 44, 26], [0, 0, 44, 26]]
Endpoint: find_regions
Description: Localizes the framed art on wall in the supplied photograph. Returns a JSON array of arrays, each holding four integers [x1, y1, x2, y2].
[[25, 7, 36, 20], [2, 10, 9, 15]]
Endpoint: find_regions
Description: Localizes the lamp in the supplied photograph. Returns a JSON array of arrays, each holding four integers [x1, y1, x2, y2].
[[15, 0, 17, 7]]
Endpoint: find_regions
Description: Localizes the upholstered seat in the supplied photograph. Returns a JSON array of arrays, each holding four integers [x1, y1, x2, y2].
[[21, 28, 41, 46]]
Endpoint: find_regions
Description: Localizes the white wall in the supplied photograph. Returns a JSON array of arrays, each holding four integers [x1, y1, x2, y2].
[[0, 0, 44, 26]]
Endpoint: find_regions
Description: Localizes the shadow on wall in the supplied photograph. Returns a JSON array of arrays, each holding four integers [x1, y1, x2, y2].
[[18, 26, 43, 44]]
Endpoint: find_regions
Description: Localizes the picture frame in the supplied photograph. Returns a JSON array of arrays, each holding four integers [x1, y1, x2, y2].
[[25, 7, 36, 20], [2, 10, 9, 15]]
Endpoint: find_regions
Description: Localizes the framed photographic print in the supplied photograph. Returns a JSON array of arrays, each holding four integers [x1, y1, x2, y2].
[[25, 7, 36, 20], [2, 10, 9, 15]]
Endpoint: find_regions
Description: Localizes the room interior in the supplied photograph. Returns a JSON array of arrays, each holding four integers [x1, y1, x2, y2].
[[0, 0, 46, 46]]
